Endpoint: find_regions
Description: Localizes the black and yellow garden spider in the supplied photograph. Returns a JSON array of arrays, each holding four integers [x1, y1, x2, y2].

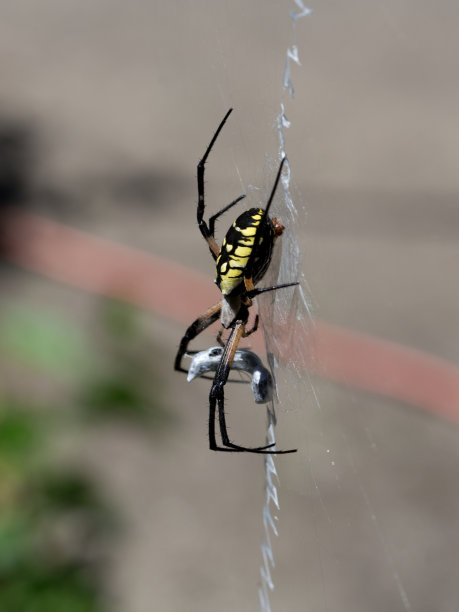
[[174, 109, 298, 453]]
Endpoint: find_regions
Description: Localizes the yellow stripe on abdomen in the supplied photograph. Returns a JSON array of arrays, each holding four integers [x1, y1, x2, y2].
[[234, 245, 252, 257]]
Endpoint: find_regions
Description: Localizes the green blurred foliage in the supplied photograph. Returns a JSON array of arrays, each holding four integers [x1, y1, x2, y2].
[[0, 563, 100, 612], [0, 402, 108, 612], [79, 300, 170, 426], [0, 297, 169, 610], [0, 307, 88, 377], [0, 408, 42, 466]]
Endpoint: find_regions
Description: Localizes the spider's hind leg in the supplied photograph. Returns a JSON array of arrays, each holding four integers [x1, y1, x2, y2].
[[208, 382, 277, 453], [208, 321, 297, 454]]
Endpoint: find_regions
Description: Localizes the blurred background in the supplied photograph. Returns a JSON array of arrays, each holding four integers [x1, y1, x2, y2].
[[1, 1, 459, 610]]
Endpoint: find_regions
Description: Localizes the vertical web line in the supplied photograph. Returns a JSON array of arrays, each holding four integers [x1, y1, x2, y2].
[[258, 3, 312, 611]]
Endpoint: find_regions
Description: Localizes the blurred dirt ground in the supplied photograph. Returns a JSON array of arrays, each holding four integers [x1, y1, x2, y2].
[[1, 1, 459, 611]]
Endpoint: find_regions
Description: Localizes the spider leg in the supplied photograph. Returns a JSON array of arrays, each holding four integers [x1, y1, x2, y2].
[[214, 387, 296, 453], [216, 316, 258, 346], [243, 314, 259, 337], [247, 281, 299, 298], [244, 157, 287, 293], [209, 322, 296, 454], [208, 388, 277, 453], [216, 328, 225, 347], [197, 108, 233, 260], [208, 194, 246, 237], [174, 302, 222, 373], [208, 382, 242, 452]]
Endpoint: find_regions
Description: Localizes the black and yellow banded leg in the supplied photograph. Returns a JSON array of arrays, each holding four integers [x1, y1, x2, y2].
[[174, 302, 222, 373]]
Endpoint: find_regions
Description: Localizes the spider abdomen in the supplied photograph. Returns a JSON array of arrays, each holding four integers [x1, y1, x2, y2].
[[216, 207, 276, 296]]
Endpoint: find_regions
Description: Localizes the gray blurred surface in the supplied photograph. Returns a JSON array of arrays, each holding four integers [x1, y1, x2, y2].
[[1, 1, 458, 610]]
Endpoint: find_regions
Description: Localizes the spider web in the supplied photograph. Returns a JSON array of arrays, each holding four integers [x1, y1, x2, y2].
[[254, 6, 318, 610], [247, 4, 412, 612], [188, 2, 417, 611]]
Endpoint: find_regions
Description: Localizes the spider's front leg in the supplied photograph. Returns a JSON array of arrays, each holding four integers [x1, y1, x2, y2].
[[197, 109, 246, 260]]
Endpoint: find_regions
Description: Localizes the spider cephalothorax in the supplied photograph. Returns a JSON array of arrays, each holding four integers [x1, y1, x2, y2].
[[174, 109, 298, 453]]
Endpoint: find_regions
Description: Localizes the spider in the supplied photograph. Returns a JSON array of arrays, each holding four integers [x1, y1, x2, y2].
[[174, 109, 298, 453]]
